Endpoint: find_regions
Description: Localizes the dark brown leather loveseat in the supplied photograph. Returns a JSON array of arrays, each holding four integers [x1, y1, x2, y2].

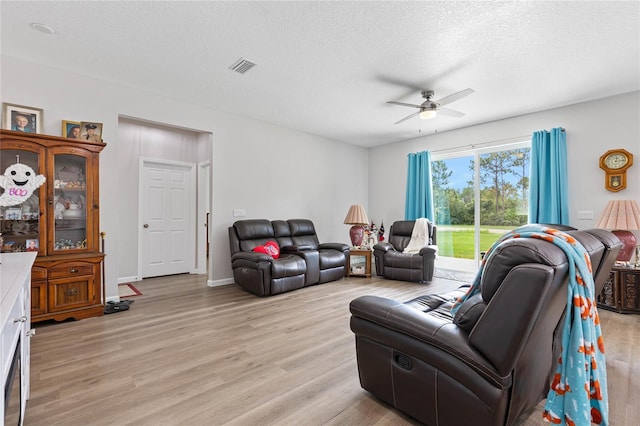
[[228, 219, 349, 296], [350, 228, 621, 425]]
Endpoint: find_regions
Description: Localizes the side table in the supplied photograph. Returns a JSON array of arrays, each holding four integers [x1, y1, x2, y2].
[[597, 266, 640, 314], [347, 249, 372, 278]]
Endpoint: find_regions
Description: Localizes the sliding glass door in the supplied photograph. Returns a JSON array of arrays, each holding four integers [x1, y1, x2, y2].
[[432, 143, 530, 271]]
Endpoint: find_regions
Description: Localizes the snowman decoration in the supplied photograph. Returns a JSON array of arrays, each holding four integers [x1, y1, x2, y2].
[[0, 159, 46, 207]]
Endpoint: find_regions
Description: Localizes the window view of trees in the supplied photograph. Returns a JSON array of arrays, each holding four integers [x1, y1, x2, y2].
[[432, 147, 530, 260]]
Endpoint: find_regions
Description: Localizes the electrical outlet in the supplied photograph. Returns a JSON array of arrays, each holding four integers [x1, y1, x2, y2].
[[233, 209, 246, 217], [577, 211, 593, 220]]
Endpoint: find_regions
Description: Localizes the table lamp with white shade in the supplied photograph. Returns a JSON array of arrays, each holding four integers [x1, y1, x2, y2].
[[344, 204, 369, 247], [595, 199, 640, 263]]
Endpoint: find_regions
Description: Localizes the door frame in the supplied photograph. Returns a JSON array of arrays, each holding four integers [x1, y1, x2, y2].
[[138, 157, 197, 279], [431, 139, 530, 269], [196, 160, 211, 275]]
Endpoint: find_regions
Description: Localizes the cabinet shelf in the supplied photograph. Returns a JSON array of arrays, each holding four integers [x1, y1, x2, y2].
[[55, 185, 86, 191]]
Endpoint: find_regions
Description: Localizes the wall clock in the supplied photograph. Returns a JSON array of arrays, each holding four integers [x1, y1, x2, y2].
[[599, 149, 633, 192]]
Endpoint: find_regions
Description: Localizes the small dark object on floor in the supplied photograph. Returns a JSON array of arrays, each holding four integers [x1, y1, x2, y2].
[[104, 299, 134, 314]]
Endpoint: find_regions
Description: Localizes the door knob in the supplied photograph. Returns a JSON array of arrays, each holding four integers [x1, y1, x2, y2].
[[143, 224, 149, 228]]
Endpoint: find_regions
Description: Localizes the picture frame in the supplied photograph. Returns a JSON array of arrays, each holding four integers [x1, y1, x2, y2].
[[25, 239, 39, 252], [62, 120, 82, 139], [2, 102, 43, 134], [79, 121, 103, 142]]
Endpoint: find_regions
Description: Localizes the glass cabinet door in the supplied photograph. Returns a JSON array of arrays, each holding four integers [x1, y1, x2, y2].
[[53, 153, 88, 251], [0, 149, 43, 253]]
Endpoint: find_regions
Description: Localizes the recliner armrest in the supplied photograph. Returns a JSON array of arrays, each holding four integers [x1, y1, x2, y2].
[[231, 251, 274, 262], [373, 242, 394, 253], [319, 242, 350, 252], [419, 245, 438, 256]]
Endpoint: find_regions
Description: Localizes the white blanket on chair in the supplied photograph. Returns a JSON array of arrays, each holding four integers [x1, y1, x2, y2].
[[403, 218, 432, 254]]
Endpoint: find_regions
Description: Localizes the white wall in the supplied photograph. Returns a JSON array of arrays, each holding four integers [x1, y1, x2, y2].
[[116, 118, 205, 281], [1, 56, 368, 299], [369, 91, 640, 238], [3, 54, 638, 300]]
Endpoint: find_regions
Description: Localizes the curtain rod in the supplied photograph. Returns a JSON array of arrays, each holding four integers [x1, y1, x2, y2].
[[430, 128, 565, 155]]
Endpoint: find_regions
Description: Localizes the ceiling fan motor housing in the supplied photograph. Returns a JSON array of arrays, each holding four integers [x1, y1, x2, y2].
[[421, 90, 435, 100]]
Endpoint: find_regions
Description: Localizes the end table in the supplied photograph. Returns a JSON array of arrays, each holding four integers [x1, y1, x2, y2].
[[598, 265, 640, 314], [347, 249, 372, 278]]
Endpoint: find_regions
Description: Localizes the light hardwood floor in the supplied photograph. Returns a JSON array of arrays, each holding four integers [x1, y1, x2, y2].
[[25, 274, 640, 425]]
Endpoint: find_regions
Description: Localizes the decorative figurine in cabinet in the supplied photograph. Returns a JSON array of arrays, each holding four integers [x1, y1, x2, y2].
[[1, 130, 105, 322]]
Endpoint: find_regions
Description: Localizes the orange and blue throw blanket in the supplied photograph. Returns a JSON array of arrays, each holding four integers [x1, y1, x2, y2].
[[451, 225, 608, 425]]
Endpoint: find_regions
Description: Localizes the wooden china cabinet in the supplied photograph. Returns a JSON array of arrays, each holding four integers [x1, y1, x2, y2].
[[0, 129, 105, 322]]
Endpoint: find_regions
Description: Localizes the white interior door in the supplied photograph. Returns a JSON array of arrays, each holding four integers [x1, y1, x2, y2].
[[140, 159, 196, 278]]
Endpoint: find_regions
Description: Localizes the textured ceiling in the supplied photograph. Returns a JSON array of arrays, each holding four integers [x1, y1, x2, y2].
[[1, 1, 638, 147]]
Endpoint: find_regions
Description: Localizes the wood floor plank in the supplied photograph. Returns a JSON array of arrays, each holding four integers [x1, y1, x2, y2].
[[23, 274, 640, 425]]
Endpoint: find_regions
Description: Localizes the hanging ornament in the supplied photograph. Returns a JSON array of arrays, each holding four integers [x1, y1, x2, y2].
[[0, 155, 46, 207]]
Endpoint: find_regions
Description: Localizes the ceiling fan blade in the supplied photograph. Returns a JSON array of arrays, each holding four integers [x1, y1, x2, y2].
[[386, 101, 422, 109], [394, 111, 421, 124], [437, 107, 466, 118], [434, 88, 474, 106]]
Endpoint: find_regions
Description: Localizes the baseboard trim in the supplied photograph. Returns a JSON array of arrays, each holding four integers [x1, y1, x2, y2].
[[208, 278, 234, 287], [106, 295, 120, 303], [118, 276, 140, 284]]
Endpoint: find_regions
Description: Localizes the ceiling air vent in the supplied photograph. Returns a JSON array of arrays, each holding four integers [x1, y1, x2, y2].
[[229, 58, 256, 74]]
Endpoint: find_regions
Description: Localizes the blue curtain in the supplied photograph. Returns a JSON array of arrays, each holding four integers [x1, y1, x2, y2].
[[405, 150, 435, 220], [529, 127, 569, 225]]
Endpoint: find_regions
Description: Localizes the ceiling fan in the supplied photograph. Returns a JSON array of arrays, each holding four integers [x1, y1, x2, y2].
[[387, 88, 474, 124]]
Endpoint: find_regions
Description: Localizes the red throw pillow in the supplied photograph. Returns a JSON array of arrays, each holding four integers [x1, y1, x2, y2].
[[252, 241, 280, 259]]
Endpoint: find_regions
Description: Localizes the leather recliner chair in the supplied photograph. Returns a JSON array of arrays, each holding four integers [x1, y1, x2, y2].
[[373, 220, 438, 282], [350, 228, 622, 426]]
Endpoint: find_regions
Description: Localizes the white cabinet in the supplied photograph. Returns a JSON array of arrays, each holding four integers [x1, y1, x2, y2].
[[1, 252, 36, 426]]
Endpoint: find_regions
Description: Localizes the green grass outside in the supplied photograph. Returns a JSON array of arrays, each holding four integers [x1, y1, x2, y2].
[[436, 225, 513, 259]]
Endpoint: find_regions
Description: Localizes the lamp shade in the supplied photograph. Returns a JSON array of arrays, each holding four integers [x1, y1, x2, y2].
[[595, 200, 640, 230], [344, 205, 369, 225], [344, 205, 369, 247], [596, 199, 640, 262]]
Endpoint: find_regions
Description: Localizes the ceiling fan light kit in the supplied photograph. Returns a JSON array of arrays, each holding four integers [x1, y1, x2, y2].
[[419, 109, 437, 120], [387, 88, 474, 124]]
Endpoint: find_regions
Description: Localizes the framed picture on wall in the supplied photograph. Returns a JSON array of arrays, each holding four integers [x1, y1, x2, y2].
[[62, 120, 82, 139], [79, 122, 103, 142], [2, 102, 43, 133]]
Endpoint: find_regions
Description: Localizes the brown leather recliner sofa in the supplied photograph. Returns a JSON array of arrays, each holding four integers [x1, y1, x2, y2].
[[228, 219, 349, 296], [349, 228, 622, 426]]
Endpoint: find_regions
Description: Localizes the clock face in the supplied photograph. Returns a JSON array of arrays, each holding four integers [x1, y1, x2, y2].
[[604, 153, 629, 170]]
